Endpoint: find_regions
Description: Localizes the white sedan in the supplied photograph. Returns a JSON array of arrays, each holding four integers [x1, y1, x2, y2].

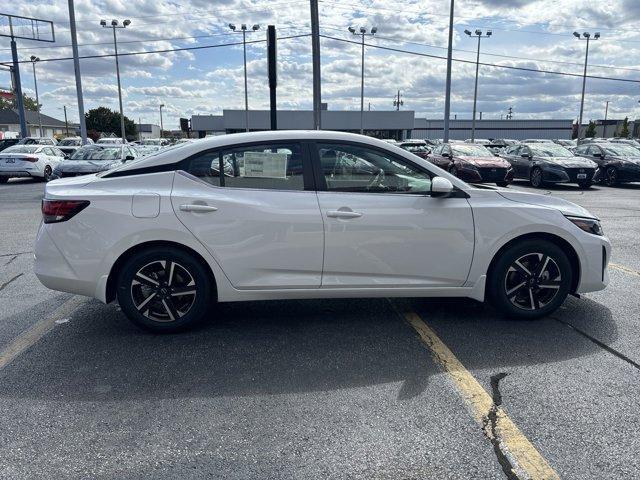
[[34, 131, 610, 332], [0, 145, 65, 183]]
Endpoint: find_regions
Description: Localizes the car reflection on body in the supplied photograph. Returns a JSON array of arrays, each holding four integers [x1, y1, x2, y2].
[[51, 145, 138, 179], [429, 142, 514, 186]]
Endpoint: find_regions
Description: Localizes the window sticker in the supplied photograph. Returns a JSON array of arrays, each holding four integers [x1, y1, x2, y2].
[[243, 151, 288, 178]]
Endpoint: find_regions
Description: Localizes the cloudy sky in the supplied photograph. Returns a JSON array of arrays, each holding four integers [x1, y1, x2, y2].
[[2, 0, 640, 130]]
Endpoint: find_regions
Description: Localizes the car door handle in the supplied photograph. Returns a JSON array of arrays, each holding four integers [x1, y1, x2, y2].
[[179, 204, 218, 213], [326, 210, 363, 219]]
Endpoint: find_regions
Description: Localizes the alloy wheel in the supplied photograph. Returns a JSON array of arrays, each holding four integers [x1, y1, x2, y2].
[[130, 260, 197, 322], [43, 165, 52, 182], [605, 167, 617, 186], [504, 252, 562, 311], [530, 168, 543, 188]]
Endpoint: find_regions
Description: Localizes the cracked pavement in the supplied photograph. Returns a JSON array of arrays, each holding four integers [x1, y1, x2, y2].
[[0, 177, 639, 479]]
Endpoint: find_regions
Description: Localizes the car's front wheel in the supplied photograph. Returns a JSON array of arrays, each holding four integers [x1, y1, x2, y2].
[[496, 181, 510, 187], [42, 165, 53, 182], [116, 247, 214, 332], [488, 240, 572, 319], [530, 167, 544, 188], [603, 166, 618, 187]]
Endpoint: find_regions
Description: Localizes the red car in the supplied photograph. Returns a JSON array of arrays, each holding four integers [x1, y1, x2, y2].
[[429, 142, 514, 186]]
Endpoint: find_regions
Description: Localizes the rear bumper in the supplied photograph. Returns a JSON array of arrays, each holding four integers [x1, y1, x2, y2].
[[0, 171, 35, 178]]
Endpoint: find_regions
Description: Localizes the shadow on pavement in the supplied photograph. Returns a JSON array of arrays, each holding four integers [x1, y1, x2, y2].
[[0, 295, 614, 402]]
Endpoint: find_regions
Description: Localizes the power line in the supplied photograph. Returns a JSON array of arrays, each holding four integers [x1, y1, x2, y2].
[[0, 34, 311, 65], [320, 34, 640, 84]]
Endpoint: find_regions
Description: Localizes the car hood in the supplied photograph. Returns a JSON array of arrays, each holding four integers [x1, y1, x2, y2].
[[458, 156, 510, 168], [498, 190, 596, 219], [56, 159, 121, 172], [609, 155, 640, 165], [538, 156, 597, 168]]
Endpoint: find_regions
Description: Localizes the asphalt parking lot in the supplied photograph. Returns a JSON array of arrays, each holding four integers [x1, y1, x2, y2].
[[0, 178, 639, 479]]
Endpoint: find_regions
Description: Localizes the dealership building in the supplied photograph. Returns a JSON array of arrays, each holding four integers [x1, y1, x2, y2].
[[191, 110, 575, 141]]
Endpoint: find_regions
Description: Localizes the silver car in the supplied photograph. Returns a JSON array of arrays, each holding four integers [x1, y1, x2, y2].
[[51, 145, 138, 179]]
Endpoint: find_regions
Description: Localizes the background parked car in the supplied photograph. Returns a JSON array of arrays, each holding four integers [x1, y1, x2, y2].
[[574, 142, 640, 186], [430, 142, 514, 186], [397, 140, 431, 159], [17, 137, 58, 146], [0, 144, 65, 182], [57, 137, 94, 157], [553, 139, 577, 148], [0, 138, 19, 152], [51, 144, 139, 179], [500, 142, 598, 188], [135, 145, 163, 157], [96, 138, 126, 145]]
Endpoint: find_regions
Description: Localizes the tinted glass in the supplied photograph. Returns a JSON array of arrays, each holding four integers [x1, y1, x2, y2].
[[450, 144, 493, 156], [603, 144, 640, 156], [529, 144, 573, 157], [317, 143, 431, 194], [187, 150, 221, 186]]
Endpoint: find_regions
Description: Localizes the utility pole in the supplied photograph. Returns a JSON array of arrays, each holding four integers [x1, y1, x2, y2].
[[393, 90, 403, 111], [506, 106, 513, 120], [63, 105, 69, 136], [30, 56, 43, 137], [101, 18, 131, 141], [603, 100, 609, 138], [10, 41, 27, 138], [464, 28, 492, 142], [159, 103, 164, 138], [310, 0, 322, 129], [349, 26, 377, 135], [267, 25, 278, 130], [69, 0, 88, 144], [443, 0, 454, 142], [574, 31, 600, 145]]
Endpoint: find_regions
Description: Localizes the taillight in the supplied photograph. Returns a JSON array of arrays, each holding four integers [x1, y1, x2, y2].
[[19, 156, 39, 162], [42, 199, 90, 224]]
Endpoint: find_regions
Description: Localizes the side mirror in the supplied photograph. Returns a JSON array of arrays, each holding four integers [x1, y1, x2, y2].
[[520, 153, 530, 158], [593, 152, 602, 158], [431, 176, 454, 197], [442, 152, 450, 157], [125, 155, 135, 161]]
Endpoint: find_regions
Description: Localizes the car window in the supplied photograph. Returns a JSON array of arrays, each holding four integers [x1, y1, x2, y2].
[[187, 143, 305, 191], [575, 145, 588, 155], [42, 147, 52, 156], [317, 143, 432, 194]]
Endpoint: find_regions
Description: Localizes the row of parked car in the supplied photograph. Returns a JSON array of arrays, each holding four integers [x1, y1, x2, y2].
[[389, 137, 640, 188], [0, 136, 186, 183]]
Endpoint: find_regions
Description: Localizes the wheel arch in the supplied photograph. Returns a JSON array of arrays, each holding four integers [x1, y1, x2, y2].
[[105, 240, 218, 303], [485, 232, 581, 299]]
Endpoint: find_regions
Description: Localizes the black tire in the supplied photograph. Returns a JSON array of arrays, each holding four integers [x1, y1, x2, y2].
[[116, 247, 214, 332], [496, 181, 510, 187], [603, 166, 618, 187], [488, 240, 572, 319], [0, 177, 8, 184], [449, 164, 458, 177], [530, 167, 544, 188], [42, 165, 53, 182], [577, 180, 592, 189]]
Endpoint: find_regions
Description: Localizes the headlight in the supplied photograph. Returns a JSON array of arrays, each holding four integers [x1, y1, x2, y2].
[[566, 215, 604, 236]]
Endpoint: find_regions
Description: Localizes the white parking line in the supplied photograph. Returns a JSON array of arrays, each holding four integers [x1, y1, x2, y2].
[[0, 296, 85, 371]]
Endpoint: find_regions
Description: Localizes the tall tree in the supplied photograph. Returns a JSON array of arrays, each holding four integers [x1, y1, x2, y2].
[[85, 106, 137, 140], [619, 117, 629, 138], [0, 93, 40, 111], [585, 120, 597, 138]]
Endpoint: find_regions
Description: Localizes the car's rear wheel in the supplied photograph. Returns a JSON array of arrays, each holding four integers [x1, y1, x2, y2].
[[116, 247, 214, 332], [488, 240, 572, 319], [42, 165, 52, 182], [604, 166, 618, 187], [530, 167, 544, 188]]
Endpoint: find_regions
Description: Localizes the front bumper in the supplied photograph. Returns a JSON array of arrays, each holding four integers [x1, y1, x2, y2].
[[541, 166, 596, 184], [575, 233, 611, 294]]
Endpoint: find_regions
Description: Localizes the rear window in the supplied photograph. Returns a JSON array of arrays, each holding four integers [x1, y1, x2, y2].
[[3, 145, 39, 154]]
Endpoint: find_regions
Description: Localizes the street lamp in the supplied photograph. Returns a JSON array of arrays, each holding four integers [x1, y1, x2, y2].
[[159, 103, 164, 138], [574, 31, 600, 144], [101, 18, 131, 142], [228, 23, 260, 132], [29, 55, 43, 137], [349, 26, 377, 134], [464, 28, 492, 142]]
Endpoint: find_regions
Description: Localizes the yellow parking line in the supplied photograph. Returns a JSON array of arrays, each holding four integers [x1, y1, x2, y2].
[[398, 308, 560, 480], [609, 262, 640, 277], [0, 296, 85, 371]]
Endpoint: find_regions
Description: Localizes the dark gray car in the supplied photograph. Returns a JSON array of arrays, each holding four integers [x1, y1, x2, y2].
[[51, 145, 138, 179], [574, 142, 640, 186], [499, 142, 599, 188]]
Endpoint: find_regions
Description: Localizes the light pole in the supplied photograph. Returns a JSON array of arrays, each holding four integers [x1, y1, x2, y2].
[[393, 90, 403, 111], [574, 31, 600, 144], [101, 18, 131, 142], [29, 56, 43, 137], [443, 0, 454, 142], [464, 29, 492, 142], [603, 100, 609, 138], [229, 23, 259, 132], [62, 105, 69, 136], [159, 103, 164, 138], [349, 26, 377, 135]]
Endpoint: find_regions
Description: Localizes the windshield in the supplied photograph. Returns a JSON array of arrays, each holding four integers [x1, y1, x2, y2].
[[451, 144, 493, 156], [97, 139, 122, 144], [3, 145, 39, 154], [604, 144, 640, 156], [59, 139, 80, 146], [529, 144, 573, 157], [71, 147, 121, 160]]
